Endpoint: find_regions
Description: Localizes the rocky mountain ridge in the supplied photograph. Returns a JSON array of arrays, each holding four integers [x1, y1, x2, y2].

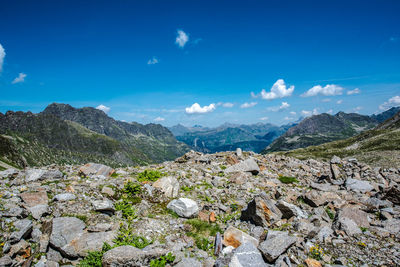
[[0, 150, 399, 266]]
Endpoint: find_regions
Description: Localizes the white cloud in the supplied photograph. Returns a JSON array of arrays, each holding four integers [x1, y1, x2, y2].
[[301, 84, 343, 97], [290, 111, 297, 115], [347, 88, 361, 95], [0, 43, 5, 72], [154, 117, 165, 122], [322, 98, 331, 102], [268, 102, 290, 112], [96, 104, 111, 113], [147, 57, 159, 65], [185, 103, 215, 114], [11, 73, 27, 84], [327, 109, 333, 114], [222, 102, 234, 108], [252, 79, 294, 100], [284, 116, 294, 121], [260, 116, 269, 121], [337, 99, 343, 104], [176, 30, 189, 48], [301, 108, 319, 117], [353, 106, 362, 113], [379, 96, 400, 111], [240, 102, 257, 108]]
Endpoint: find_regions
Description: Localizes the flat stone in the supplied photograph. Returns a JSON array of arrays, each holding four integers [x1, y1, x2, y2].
[[258, 230, 296, 263], [345, 178, 374, 193], [336, 206, 370, 228], [9, 219, 33, 244], [49, 217, 85, 258], [102, 245, 167, 267], [330, 156, 341, 164], [167, 198, 199, 218], [65, 231, 117, 257], [0, 255, 12, 266], [53, 193, 76, 202], [92, 199, 115, 212], [225, 158, 260, 175], [223, 226, 259, 248], [303, 191, 340, 207], [101, 186, 115, 197], [28, 204, 49, 220], [79, 163, 114, 177], [230, 242, 268, 267], [337, 217, 362, 236], [25, 169, 63, 182], [20, 191, 49, 207], [240, 192, 282, 227], [384, 219, 400, 235], [152, 176, 180, 198], [305, 258, 322, 267], [175, 257, 202, 267]]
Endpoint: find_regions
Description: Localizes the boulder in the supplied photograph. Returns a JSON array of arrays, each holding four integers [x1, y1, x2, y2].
[[28, 204, 49, 220], [92, 199, 115, 213], [0, 256, 12, 267], [9, 219, 33, 244], [53, 193, 76, 202], [20, 191, 49, 207], [66, 231, 117, 257], [229, 242, 268, 267], [79, 163, 114, 177], [152, 176, 180, 198], [382, 186, 400, 205], [276, 200, 307, 219], [25, 169, 63, 182], [240, 193, 282, 227], [175, 258, 202, 267], [345, 178, 374, 193], [225, 158, 260, 175], [303, 191, 340, 207], [49, 217, 85, 258], [102, 245, 167, 267], [337, 217, 362, 236], [167, 198, 199, 218], [223, 226, 259, 248], [336, 206, 370, 228], [258, 230, 296, 263]]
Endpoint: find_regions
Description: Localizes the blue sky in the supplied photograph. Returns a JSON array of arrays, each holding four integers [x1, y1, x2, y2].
[[0, 0, 399, 127]]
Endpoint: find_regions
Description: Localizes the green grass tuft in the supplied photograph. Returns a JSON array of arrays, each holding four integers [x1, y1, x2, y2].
[[278, 176, 299, 184]]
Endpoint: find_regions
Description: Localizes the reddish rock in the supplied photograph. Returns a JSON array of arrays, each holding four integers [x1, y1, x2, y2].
[[20, 192, 48, 207]]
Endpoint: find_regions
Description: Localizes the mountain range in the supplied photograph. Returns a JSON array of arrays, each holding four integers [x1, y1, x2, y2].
[[0, 103, 189, 168], [169, 122, 295, 153]]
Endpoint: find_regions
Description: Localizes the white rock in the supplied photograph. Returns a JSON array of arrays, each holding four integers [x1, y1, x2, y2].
[[167, 198, 199, 218]]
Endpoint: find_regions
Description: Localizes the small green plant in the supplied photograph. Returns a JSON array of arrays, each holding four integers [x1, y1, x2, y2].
[[149, 252, 176, 267], [137, 169, 163, 182], [110, 172, 119, 178], [78, 243, 111, 267], [113, 223, 152, 248], [360, 227, 368, 233], [357, 241, 366, 248], [220, 165, 227, 170], [185, 219, 222, 252], [62, 214, 88, 223], [272, 223, 291, 231], [123, 181, 142, 196], [325, 207, 335, 220], [278, 176, 299, 184], [309, 244, 324, 260], [181, 185, 194, 192], [115, 199, 138, 220]]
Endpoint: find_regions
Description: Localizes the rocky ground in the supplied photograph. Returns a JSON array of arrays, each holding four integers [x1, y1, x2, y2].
[[0, 150, 399, 267]]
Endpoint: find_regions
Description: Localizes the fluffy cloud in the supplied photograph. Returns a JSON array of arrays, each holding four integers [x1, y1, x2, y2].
[[154, 117, 165, 122], [176, 30, 189, 48], [337, 99, 343, 104], [353, 106, 362, 113], [322, 98, 331, 102], [347, 88, 361, 95], [96, 104, 110, 113], [252, 79, 294, 100], [185, 103, 215, 114], [217, 102, 234, 108], [301, 84, 343, 97], [379, 96, 400, 111], [259, 116, 269, 121], [0, 43, 5, 72], [11, 73, 27, 84], [290, 111, 297, 115], [240, 102, 257, 108], [147, 57, 159, 65], [268, 102, 290, 112], [301, 108, 319, 117]]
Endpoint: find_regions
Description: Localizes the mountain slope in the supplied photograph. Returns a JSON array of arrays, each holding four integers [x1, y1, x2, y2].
[[0, 104, 189, 168], [279, 110, 400, 167], [263, 112, 378, 153], [172, 122, 292, 153], [370, 106, 400, 123]]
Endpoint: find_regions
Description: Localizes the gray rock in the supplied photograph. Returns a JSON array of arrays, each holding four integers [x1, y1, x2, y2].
[[65, 231, 117, 257], [29, 204, 49, 220], [214, 232, 222, 256], [175, 257, 202, 267], [276, 200, 307, 219], [152, 176, 180, 198], [317, 226, 334, 242], [0, 255, 12, 267], [0, 168, 19, 179], [345, 178, 374, 193], [236, 148, 243, 157], [225, 158, 260, 175], [167, 198, 199, 218], [53, 193, 76, 202], [92, 199, 115, 213], [25, 169, 63, 182], [384, 219, 400, 235], [240, 193, 282, 227], [337, 217, 362, 236], [336, 206, 370, 228], [20, 191, 49, 207], [49, 217, 85, 257], [102, 245, 167, 267], [230, 242, 268, 267], [258, 230, 296, 263], [79, 163, 114, 177], [331, 155, 341, 164], [9, 219, 33, 244], [223, 226, 259, 248]]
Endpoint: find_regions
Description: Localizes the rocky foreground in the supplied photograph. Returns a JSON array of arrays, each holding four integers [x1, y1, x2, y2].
[[0, 150, 399, 267]]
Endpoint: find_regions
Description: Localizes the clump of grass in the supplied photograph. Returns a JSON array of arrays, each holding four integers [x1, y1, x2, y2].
[[278, 176, 299, 184], [181, 185, 194, 192], [360, 227, 368, 233], [113, 223, 152, 248], [115, 199, 138, 220], [150, 252, 175, 267], [123, 181, 142, 196], [325, 207, 335, 220], [185, 219, 222, 252], [110, 172, 119, 178], [137, 169, 163, 182], [62, 214, 88, 223], [78, 243, 111, 267], [272, 223, 291, 231], [220, 165, 227, 170]]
